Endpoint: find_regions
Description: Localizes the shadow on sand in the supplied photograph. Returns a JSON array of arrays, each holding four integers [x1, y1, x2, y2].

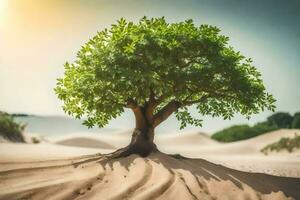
[[104, 152, 300, 199]]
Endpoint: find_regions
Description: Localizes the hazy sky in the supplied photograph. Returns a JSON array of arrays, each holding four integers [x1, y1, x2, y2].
[[0, 0, 299, 133]]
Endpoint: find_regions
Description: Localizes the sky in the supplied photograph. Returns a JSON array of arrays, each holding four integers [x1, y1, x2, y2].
[[0, 0, 299, 133]]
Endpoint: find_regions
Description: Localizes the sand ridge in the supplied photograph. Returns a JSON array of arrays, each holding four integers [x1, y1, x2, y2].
[[0, 152, 299, 200]]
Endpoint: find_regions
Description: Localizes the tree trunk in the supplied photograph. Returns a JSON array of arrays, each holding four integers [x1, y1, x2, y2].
[[110, 128, 157, 158], [109, 106, 157, 158], [129, 127, 156, 156]]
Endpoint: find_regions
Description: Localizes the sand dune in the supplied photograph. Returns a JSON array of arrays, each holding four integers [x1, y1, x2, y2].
[[158, 129, 300, 177], [51, 130, 216, 150], [52, 129, 300, 154], [50, 129, 300, 177], [1, 129, 299, 199], [162, 129, 300, 157], [0, 151, 299, 200], [56, 137, 116, 149], [155, 131, 218, 146], [50, 131, 132, 149]]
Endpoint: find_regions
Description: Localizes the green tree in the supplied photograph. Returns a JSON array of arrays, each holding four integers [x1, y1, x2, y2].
[[55, 17, 275, 157], [291, 112, 300, 128], [267, 112, 293, 128]]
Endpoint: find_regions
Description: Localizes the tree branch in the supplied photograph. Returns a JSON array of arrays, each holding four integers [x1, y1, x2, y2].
[[125, 98, 147, 129], [153, 101, 181, 127], [144, 88, 156, 124], [181, 90, 236, 107], [151, 89, 237, 128], [125, 98, 138, 109], [132, 106, 148, 129], [182, 95, 210, 106]]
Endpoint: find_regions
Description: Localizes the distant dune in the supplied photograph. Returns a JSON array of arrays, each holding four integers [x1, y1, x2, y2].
[[51, 130, 216, 150], [56, 137, 116, 149], [155, 131, 218, 146], [51, 129, 299, 156]]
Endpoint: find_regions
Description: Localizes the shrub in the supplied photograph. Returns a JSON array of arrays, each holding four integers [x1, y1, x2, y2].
[[0, 111, 26, 142], [31, 137, 40, 144], [252, 121, 277, 134], [211, 122, 277, 142], [267, 112, 293, 128], [212, 111, 300, 142], [212, 125, 252, 142], [261, 133, 300, 154], [291, 112, 300, 129]]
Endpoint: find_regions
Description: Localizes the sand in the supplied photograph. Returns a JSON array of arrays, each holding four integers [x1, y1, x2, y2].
[[0, 129, 299, 199], [50, 129, 300, 177]]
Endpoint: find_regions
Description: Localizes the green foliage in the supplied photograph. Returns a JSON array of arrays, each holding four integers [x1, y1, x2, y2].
[[252, 121, 277, 134], [212, 111, 300, 142], [261, 133, 300, 154], [175, 108, 203, 129], [55, 17, 275, 129], [211, 122, 277, 142], [212, 125, 252, 142], [0, 112, 26, 142], [291, 112, 300, 128], [267, 112, 293, 128]]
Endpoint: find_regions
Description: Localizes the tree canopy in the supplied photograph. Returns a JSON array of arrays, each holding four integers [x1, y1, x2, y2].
[[55, 17, 275, 129]]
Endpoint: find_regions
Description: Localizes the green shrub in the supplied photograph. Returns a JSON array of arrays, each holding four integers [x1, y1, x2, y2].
[[267, 112, 293, 128], [211, 122, 277, 142], [261, 133, 300, 154], [252, 121, 278, 134], [0, 111, 26, 142], [291, 112, 300, 129], [31, 137, 40, 144], [212, 125, 251, 142], [211, 111, 300, 143]]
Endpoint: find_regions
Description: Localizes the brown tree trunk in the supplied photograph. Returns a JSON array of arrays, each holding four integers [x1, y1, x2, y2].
[[108, 98, 183, 158], [127, 127, 156, 156], [110, 106, 157, 158]]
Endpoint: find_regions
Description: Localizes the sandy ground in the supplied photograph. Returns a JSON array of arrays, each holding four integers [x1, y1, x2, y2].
[[0, 129, 299, 199], [49, 129, 300, 177]]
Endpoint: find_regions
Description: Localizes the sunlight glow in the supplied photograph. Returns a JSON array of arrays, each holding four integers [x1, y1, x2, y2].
[[0, 0, 7, 22], [0, 0, 6, 11]]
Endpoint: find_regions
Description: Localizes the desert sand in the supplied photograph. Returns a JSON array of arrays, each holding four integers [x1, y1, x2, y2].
[[50, 129, 300, 177], [0, 129, 299, 199]]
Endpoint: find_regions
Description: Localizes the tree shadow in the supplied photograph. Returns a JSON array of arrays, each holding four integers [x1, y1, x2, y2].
[[101, 152, 300, 199]]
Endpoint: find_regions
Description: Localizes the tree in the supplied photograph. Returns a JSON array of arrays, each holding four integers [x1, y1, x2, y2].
[[55, 17, 276, 157], [291, 112, 300, 129], [267, 112, 293, 128]]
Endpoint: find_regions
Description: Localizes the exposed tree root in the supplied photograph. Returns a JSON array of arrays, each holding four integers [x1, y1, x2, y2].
[[106, 143, 159, 159]]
